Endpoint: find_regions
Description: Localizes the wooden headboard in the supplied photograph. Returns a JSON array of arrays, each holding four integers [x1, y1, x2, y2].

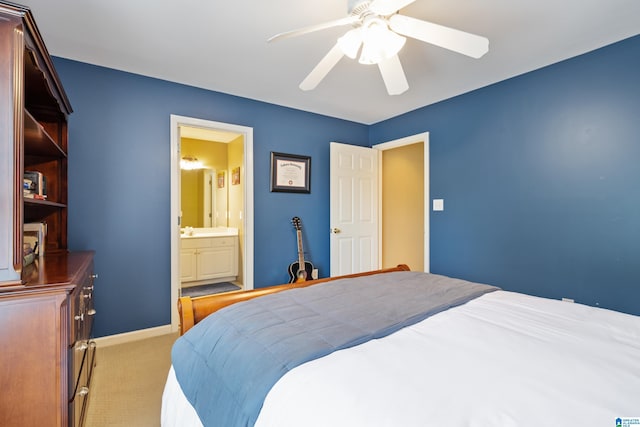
[[178, 264, 411, 335]]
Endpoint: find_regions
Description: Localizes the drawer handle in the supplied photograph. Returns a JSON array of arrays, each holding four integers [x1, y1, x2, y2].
[[87, 309, 97, 316], [75, 313, 84, 321], [76, 342, 88, 351], [91, 274, 98, 279], [84, 285, 94, 291], [77, 387, 89, 397]]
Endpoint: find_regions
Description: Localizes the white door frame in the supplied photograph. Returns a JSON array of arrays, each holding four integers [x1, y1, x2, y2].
[[170, 114, 254, 332], [373, 132, 430, 272]]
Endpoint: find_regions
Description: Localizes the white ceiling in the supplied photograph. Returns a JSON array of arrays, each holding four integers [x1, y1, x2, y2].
[[19, 0, 640, 124]]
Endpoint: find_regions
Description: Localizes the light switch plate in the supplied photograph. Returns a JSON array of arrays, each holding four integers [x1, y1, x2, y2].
[[433, 199, 444, 211]]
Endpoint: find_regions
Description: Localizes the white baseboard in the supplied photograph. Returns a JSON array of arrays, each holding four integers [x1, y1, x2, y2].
[[93, 324, 175, 347]]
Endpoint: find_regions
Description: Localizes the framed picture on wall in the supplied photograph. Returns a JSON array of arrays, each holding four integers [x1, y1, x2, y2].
[[232, 167, 240, 185], [270, 152, 311, 193]]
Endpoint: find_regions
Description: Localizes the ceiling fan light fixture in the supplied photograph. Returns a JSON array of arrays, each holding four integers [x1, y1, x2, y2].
[[358, 19, 406, 65], [269, 0, 489, 96], [337, 28, 363, 59]]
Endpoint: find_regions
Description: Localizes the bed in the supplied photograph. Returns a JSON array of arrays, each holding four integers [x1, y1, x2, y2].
[[162, 265, 640, 427]]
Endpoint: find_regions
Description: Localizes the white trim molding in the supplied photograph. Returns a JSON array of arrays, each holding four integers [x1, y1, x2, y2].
[[170, 114, 254, 333], [93, 325, 174, 347], [373, 132, 430, 273]]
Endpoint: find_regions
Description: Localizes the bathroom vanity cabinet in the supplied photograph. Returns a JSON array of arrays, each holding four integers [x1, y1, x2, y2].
[[180, 235, 239, 284]]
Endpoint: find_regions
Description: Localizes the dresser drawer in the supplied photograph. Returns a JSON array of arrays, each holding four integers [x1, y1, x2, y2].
[[69, 340, 87, 404], [70, 268, 96, 344], [69, 340, 96, 427], [67, 259, 97, 427]]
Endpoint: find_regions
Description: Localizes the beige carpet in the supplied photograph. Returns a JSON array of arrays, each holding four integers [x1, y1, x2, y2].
[[85, 332, 179, 427]]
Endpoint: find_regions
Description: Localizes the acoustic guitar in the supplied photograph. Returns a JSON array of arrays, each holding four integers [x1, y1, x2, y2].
[[288, 216, 314, 283]]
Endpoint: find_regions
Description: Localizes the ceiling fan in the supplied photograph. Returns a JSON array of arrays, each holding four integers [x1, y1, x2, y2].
[[268, 0, 489, 95]]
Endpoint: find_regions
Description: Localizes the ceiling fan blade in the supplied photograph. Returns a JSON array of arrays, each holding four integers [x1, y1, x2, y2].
[[377, 54, 409, 95], [369, 0, 417, 16], [268, 16, 359, 43], [299, 43, 345, 91], [389, 14, 489, 59]]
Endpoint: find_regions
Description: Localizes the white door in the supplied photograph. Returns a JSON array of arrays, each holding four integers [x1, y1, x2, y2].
[[329, 142, 379, 276]]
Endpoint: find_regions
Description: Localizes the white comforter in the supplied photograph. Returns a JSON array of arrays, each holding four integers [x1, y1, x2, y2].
[[162, 290, 640, 427]]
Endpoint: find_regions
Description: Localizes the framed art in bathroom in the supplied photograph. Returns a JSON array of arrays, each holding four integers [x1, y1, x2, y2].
[[232, 167, 240, 185]]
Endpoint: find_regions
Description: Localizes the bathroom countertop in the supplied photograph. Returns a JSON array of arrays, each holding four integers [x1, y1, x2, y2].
[[180, 227, 238, 238]]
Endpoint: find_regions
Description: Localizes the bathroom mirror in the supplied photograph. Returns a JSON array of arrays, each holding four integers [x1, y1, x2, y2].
[[180, 139, 230, 228]]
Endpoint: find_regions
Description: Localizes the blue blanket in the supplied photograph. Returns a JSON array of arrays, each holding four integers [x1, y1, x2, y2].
[[172, 271, 499, 427]]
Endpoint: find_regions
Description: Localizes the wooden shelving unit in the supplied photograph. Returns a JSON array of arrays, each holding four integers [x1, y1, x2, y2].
[[24, 109, 67, 158], [0, 3, 96, 426]]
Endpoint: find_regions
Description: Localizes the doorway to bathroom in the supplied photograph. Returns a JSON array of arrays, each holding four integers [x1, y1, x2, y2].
[[170, 115, 254, 332]]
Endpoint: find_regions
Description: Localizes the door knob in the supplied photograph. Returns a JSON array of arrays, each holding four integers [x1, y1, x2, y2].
[[332, 228, 341, 234]]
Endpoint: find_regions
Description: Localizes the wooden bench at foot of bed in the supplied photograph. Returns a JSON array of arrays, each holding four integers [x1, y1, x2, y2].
[[178, 264, 411, 335]]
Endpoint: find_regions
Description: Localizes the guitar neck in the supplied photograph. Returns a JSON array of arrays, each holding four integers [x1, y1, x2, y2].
[[297, 230, 305, 266]]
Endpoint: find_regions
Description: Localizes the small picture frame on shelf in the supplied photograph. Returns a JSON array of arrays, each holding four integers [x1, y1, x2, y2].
[[24, 222, 46, 257]]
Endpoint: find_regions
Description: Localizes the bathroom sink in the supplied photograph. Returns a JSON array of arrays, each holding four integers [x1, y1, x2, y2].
[[181, 227, 238, 238]]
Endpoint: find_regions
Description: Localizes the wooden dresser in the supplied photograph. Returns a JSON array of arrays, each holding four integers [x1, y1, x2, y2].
[[0, 252, 96, 427], [0, 2, 97, 426]]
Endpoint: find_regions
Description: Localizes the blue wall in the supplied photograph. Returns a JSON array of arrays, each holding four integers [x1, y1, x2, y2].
[[371, 34, 640, 316], [55, 34, 640, 337], [53, 59, 368, 337]]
